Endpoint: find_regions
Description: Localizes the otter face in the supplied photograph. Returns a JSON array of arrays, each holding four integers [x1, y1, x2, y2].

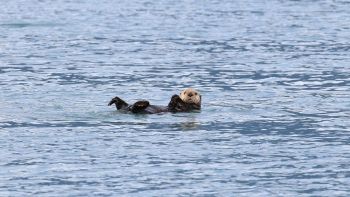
[[179, 88, 201, 105]]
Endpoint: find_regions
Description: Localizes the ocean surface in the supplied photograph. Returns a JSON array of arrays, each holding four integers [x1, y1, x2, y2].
[[1, 0, 350, 196]]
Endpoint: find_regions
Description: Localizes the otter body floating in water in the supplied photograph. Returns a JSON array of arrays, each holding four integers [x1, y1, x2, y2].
[[108, 88, 201, 114]]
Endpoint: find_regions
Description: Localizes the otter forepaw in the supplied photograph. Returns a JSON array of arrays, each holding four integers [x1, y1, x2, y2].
[[169, 94, 182, 104], [168, 94, 184, 112]]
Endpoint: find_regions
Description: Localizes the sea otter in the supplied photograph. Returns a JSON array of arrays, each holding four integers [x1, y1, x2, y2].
[[108, 88, 201, 114]]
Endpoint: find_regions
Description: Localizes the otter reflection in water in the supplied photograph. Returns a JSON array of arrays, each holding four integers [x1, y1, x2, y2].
[[108, 88, 201, 114]]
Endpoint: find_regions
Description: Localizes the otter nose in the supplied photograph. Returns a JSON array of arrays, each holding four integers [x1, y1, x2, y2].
[[188, 93, 193, 97]]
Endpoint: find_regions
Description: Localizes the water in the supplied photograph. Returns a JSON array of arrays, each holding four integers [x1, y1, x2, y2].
[[1, 0, 350, 196]]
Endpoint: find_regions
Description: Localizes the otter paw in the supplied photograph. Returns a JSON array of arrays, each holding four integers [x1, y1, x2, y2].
[[131, 100, 150, 113], [108, 96, 122, 106], [108, 96, 128, 110]]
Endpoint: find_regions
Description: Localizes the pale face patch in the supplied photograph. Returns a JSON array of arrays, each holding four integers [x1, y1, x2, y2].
[[179, 88, 201, 105]]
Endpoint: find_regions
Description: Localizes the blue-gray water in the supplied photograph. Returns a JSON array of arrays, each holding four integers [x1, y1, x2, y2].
[[1, 0, 350, 196]]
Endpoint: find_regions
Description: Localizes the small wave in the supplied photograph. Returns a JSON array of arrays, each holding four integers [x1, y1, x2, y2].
[[0, 22, 64, 28]]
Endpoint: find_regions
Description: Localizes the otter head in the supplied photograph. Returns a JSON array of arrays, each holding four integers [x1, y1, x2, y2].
[[179, 88, 201, 107]]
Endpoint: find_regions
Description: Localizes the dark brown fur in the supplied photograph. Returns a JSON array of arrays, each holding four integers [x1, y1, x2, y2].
[[108, 94, 200, 114]]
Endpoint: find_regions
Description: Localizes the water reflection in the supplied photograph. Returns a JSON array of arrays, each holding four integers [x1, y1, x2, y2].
[[171, 114, 200, 131]]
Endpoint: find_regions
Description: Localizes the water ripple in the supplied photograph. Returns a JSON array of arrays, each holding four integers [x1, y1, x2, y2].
[[1, 0, 350, 196]]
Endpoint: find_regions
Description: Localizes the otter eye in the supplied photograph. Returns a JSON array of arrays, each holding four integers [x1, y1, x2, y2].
[[195, 93, 198, 95]]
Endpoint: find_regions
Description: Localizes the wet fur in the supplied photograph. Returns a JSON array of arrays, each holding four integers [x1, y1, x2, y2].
[[108, 88, 201, 114]]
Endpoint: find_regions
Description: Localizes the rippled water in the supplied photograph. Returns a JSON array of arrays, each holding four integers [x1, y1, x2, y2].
[[1, 0, 350, 196]]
